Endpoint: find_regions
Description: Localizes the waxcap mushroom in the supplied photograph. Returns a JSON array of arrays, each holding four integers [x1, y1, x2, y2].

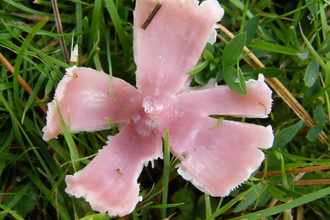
[[43, 0, 273, 217]]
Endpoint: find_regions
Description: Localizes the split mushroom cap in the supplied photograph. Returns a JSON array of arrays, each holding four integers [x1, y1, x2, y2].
[[43, 0, 273, 217]]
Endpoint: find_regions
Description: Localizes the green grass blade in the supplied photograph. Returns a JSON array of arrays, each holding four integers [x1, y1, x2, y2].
[[0, 204, 25, 220], [12, 18, 48, 116], [228, 187, 330, 220], [104, 0, 131, 65], [206, 188, 253, 219], [55, 102, 81, 172], [161, 129, 170, 219], [0, 182, 32, 220]]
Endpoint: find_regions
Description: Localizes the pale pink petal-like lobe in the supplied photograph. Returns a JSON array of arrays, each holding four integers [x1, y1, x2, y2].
[[142, 76, 274, 196], [134, 0, 224, 97], [175, 74, 272, 118], [42, 0, 275, 217], [65, 117, 163, 217], [42, 66, 140, 141], [167, 115, 273, 196]]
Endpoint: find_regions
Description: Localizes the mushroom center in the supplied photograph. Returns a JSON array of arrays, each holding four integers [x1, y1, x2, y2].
[[142, 96, 163, 116]]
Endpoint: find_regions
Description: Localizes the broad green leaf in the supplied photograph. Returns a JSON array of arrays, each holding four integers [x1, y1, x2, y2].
[[203, 49, 214, 61], [254, 0, 271, 12], [272, 120, 304, 149], [248, 41, 299, 56], [244, 15, 260, 45], [186, 60, 209, 75], [302, 81, 330, 106], [79, 214, 110, 220], [306, 125, 322, 141], [171, 189, 195, 220], [305, 0, 317, 15], [223, 66, 246, 95], [252, 67, 282, 78], [20, 167, 71, 220], [1, 182, 34, 219], [237, 68, 246, 93], [297, 49, 309, 60], [209, 117, 224, 130], [313, 104, 325, 126], [222, 32, 246, 66], [9, 186, 37, 218], [304, 59, 319, 87], [300, 25, 330, 74], [195, 71, 210, 85], [317, 35, 330, 56]]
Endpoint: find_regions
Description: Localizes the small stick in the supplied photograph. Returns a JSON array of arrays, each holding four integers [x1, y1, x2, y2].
[[293, 179, 330, 185], [141, 1, 162, 30], [51, 0, 70, 63], [255, 165, 330, 178]]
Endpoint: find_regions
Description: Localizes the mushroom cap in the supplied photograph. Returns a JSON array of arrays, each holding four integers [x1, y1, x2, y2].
[[42, 0, 273, 217]]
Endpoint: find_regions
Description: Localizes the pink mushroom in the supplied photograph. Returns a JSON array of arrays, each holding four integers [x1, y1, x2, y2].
[[43, 0, 273, 217]]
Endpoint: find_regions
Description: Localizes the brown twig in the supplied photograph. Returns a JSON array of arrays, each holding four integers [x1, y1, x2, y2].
[[271, 179, 330, 186], [256, 165, 330, 186], [0, 53, 47, 113], [293, 179, 330, 185], [51, 0, 70, 64], [218, 24, 328, 146], [141, 1, 162, 30], [255, 165, 330, 178]]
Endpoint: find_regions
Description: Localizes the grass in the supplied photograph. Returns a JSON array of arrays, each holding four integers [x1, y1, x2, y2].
[[0, 0, 330, 219]]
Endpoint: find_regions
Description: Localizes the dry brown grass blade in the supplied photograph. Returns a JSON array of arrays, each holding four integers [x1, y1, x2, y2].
[[0, 53, 47, 113], [51, 0, 70, 64], [218, 24, 328, 147], [293, 179, 330, 185], [273, 179, 330, 186], [255, 165, 330, 178]]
